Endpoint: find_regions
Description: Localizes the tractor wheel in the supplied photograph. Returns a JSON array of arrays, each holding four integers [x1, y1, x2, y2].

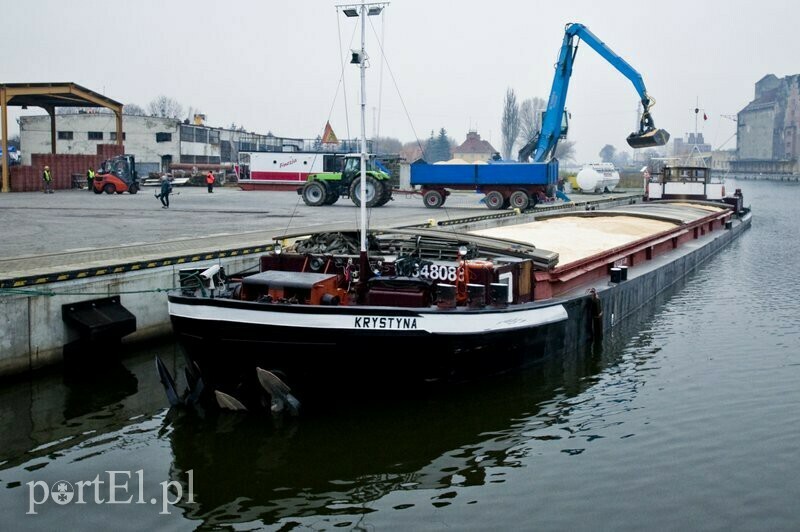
[[350, 175, 381, 208], [509, 190, 530, 210], [128, 184, 139, 194], [104, 183, 116, 195], [323, 189, 340, 205], [484, 190, 505, 210], [423, 189, 445, 209], [375, 181, 393, 206], [302, 181, 328, 206]]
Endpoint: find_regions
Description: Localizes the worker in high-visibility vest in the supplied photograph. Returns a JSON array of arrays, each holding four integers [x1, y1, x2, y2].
[[42, 166, 53, 194], [86, 167, 95, 191]]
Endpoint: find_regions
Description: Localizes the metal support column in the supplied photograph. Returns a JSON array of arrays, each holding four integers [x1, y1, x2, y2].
[[44, 105, 56, 154], [1, 87, 9, 192], [115, 110, 123, 148]]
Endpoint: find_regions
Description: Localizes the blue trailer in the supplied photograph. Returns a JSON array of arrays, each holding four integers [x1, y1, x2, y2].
[[410, 22, 668, 210], [411, 160, 559, 210]]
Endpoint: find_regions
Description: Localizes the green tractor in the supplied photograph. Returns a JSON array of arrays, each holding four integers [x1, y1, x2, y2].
[[299, 154, 393, 207]]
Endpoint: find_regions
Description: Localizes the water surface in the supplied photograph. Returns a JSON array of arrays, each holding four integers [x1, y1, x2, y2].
[[1, 179, 798, 531]]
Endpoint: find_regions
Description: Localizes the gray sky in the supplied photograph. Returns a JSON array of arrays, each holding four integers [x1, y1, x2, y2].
[[2, 0, 797, 162]]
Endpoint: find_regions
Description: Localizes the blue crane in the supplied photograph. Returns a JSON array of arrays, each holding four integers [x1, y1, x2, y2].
[[519, 23, 670, 163]]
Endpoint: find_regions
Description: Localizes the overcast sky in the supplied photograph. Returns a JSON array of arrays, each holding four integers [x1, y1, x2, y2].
[[2, 0, 797, 162]]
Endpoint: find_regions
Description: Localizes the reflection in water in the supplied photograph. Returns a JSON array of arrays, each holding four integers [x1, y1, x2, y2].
[[0, 343, 178, 471], [61, 361, 138, 421], [165, 276, 684, 527]]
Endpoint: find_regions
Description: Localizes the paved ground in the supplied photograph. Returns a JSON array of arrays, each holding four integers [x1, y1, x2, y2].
[[0, 185, 634, 277]]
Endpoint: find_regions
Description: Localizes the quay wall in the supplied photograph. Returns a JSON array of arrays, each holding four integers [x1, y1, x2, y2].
[[0, 255, 259, 377]]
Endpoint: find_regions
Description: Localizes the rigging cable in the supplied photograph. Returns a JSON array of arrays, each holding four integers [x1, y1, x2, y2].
[[376, 9, 385, 144], [336, 6, 353, 140], [282, 11, 359, 239], [367, 16, 425, 157]]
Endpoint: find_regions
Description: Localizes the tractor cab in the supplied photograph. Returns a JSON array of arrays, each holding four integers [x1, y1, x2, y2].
[[341, 154, 387, 183], [93, 155, 139, 195]]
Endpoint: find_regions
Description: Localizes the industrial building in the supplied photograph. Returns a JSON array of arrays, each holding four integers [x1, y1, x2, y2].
[[672, 132, 711, 158], [734, 74, 800, 175], [20, 113, 277, 176]]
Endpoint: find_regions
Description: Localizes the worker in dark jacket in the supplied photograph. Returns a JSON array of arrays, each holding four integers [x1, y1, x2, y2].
[[155, 175, 173, 208]]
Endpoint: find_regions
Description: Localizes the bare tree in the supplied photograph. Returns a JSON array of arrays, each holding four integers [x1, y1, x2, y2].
[[400, 140, 424, 162], [500, 88, 520, 160], [519, 97, 546, 145], [554, 139, 576, 162], [123, 103, 146, 116], [599, 144, 616, 163], [147, 96, 184, 119], [613, 151, 631, 168], [373, 136, 403, 154]]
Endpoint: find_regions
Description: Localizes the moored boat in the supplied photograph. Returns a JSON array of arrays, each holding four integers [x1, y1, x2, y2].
[[167, 198, 751, 407]]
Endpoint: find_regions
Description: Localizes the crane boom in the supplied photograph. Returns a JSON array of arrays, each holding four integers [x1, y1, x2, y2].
[[519, 23, 669, 162]]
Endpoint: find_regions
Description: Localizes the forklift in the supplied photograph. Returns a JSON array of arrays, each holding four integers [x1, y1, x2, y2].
[[93, 154, 140, 194]]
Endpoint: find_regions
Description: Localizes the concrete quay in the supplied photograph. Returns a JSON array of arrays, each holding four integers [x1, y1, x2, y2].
[[0, 186, 639, 377]]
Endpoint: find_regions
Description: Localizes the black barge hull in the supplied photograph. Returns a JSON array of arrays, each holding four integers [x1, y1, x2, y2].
[[168, 211, 751, 400]]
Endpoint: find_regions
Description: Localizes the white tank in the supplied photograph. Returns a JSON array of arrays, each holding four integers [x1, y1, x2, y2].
[[576, 163, 620, 193]]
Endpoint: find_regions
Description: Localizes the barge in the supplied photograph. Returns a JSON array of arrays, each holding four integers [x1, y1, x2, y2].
[[166, 198, 751, 408]]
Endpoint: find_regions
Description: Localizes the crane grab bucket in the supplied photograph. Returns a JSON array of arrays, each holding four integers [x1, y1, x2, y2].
[[627, 128, 670, 149]]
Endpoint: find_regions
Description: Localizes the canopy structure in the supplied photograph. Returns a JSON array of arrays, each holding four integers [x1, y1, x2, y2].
[[0, 82, 123, 192]]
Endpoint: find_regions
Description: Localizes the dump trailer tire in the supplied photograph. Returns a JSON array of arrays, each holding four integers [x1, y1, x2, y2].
[[350, 175, 381, 208], [484, 190, 505, 210], [104, 183, 116, 195], [423, 189, 445, 208], [302, 181, 328, 206], [509, 190, 530, 210]]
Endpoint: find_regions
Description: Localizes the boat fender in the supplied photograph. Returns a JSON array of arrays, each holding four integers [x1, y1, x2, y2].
[[588, 288, 604, 340]]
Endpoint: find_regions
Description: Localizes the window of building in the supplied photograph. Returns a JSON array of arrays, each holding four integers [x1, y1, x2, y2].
[[110, 132, 127, 141], [180, 154, 221, 165], [156, 132, 172, 143], [88, 131, 103, 140], [57, 131, 73, 140], [209, 130, 220, 145], [194, 128, 208, 144], [180, 125, 194, 142]]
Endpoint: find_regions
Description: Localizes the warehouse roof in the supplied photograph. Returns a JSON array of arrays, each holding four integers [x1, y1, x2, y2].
[[0, 82, 122, 109]]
